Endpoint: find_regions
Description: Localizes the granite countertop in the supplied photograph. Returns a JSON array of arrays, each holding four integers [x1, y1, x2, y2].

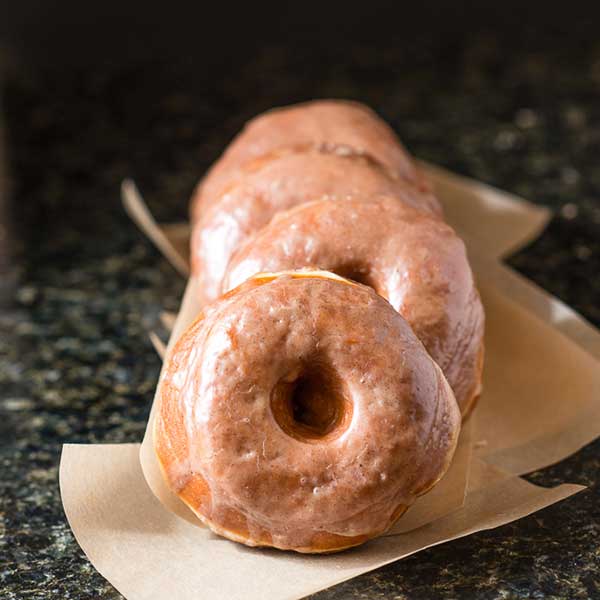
[[1, 33, 599, 599]]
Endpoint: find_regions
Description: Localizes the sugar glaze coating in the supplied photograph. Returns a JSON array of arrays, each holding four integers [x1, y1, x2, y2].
[[191, 147, 441, 305], [191, 99, 430, 220], [154, 272, 461, 553], [224, 197, 485, 416]]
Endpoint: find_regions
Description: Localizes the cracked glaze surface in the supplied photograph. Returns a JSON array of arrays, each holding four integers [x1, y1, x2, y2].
[[154, 273, 460, 552], [190, 99, 431, 221], [190, 147, 440, 304], [225, 196, 484, 415]]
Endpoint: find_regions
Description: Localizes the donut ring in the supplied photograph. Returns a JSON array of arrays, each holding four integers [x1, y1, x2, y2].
[[154, 271, 461, 553], [224, 197, 485, 416], [191, 99, 430, 221], [190, 147, 441, 305]]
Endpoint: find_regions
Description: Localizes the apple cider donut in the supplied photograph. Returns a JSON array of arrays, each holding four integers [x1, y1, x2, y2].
[[190, 148, 441, 305], [191, 99, 431, 220], [154, 271, 461, 553], [224, 198, 485, 416]]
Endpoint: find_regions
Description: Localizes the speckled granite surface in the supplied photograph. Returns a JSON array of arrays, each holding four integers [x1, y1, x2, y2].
[[1, 33, 599, 599]]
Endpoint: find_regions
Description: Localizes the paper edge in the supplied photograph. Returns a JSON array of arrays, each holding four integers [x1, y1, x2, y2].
[[139, 277, 206, 524], [148, 331, 166, 360], [59, 443, 142, 600], [121, 179, 190, 277], [418, 160, 552, 258], [473, 253, 600, 363]]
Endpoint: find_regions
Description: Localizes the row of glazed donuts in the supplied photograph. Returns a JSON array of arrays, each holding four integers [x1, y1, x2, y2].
[[190, 100, 484, 416], [154, 100, 484, 553]]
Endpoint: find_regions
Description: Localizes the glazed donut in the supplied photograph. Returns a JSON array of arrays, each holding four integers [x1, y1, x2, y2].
[[154, 271, 461, 553], [191, 147, 441, 305], [191, 99, 430, 221], [224, 196, 485, 416]]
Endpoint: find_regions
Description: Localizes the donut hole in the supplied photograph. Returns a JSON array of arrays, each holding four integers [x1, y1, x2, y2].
[[271, 366, 352, 442], [335, 263, 375, 290]]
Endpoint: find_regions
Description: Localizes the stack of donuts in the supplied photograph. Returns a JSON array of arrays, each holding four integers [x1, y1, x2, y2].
[[154, 100, 485, 553]]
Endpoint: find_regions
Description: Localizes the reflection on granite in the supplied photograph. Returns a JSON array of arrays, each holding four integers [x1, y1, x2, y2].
[[0, 34, 599, 599]]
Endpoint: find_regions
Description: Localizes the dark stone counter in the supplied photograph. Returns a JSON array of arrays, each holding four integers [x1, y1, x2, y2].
[[1, 30, 599, 599]]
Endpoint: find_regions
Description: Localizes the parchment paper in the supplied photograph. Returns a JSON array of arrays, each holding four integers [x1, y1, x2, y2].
[[419, 161, 551, 259], [59, 164, 599, 599], [472, 257, 600, 474], [59, 444, 582, 600]]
